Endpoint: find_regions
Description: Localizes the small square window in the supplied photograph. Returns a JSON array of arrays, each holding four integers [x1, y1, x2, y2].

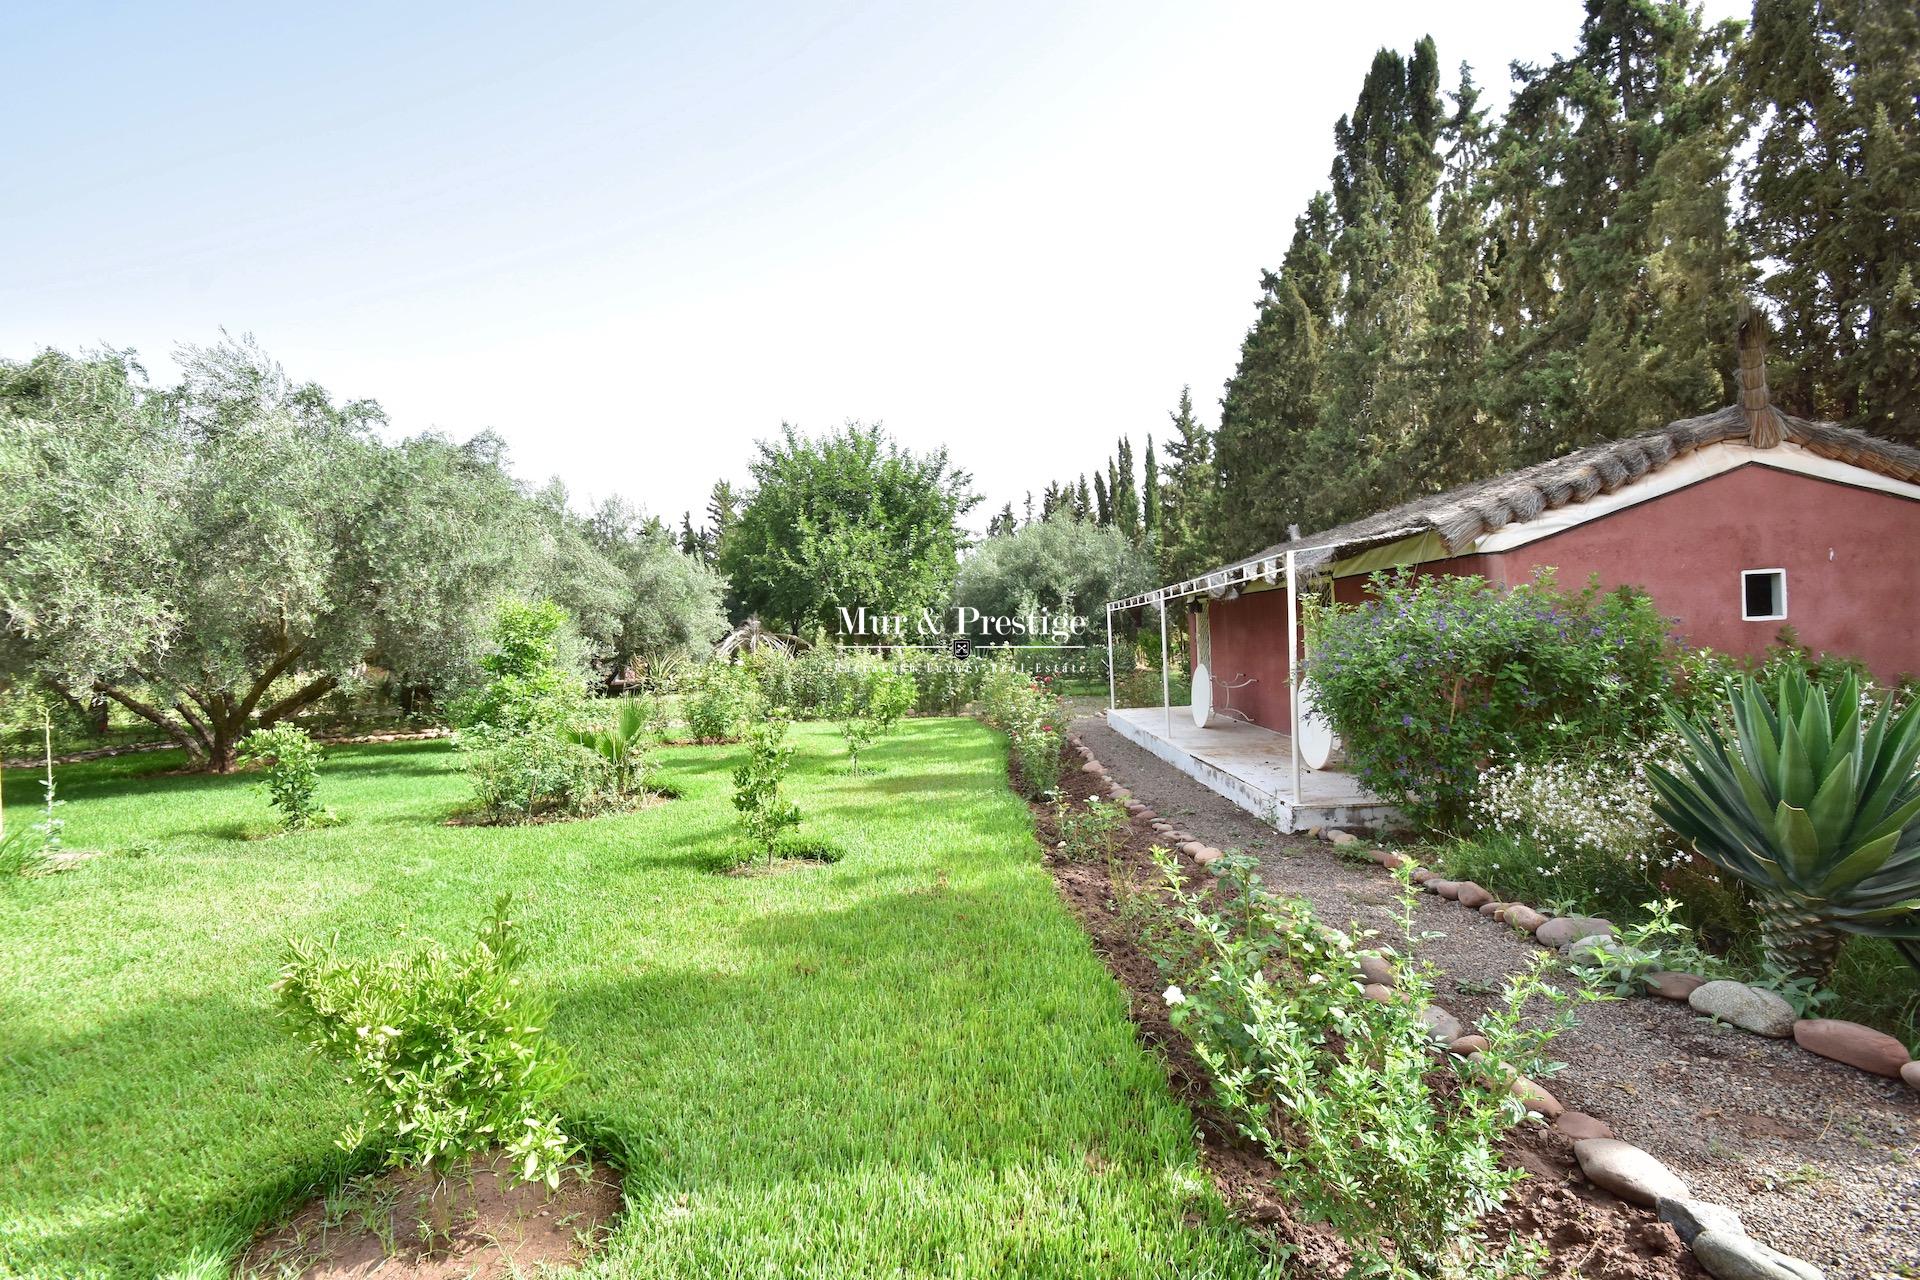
[[1742, 569, 1786, 621]]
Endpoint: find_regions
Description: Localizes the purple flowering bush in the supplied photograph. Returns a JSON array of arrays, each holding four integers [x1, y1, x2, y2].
[[1306, 570, 1675, 829]]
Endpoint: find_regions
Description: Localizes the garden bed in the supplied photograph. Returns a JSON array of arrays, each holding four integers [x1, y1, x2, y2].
[[1072, 713, 1920, 1278], [237, 1151, 622, 1279], [1022, 749, 1702, 1279]]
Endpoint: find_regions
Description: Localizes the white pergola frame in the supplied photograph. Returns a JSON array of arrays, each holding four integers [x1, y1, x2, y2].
[[1108, 543, 1352, 804]]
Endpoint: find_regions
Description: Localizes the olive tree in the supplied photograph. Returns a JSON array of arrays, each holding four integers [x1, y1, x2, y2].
[[3, 339, 729, 768], [954, 512, 1157, 626]]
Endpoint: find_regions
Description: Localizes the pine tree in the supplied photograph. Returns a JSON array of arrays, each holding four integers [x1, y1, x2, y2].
[[1075, 475, 1093, 521], [987, 502, 1017, 538], [1092, 471, 1111, 526], [706, 480, 740, 557], [1216, 193, 1340, 549]]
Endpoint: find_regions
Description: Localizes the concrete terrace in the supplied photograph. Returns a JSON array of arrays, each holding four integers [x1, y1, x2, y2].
[[1105, 705, 1399, 833]]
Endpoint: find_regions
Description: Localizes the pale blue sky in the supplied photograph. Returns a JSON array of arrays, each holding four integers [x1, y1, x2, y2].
[[4, 1, 1745, 530]]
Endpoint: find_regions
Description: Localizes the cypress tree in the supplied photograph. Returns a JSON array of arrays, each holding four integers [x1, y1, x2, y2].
[[1142, 435, 1162, 547], [1743, 0, 1920, 440]]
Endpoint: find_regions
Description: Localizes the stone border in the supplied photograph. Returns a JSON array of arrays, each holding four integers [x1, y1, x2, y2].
[[1064, 731, 1852, 1280], [1310, 824, 1920, 1098], [2, 727, 452, 770]]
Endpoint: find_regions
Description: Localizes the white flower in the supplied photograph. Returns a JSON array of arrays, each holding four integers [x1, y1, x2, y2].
[[1163, 984, 1186, 1006]]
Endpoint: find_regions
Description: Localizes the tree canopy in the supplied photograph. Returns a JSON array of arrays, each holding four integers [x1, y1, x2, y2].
[[1, 338, 722, 768], [953, 513, 1157, 629], [717, 422, 977, 635]]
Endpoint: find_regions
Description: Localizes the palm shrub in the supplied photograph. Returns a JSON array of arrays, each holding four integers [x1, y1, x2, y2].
[[236, 723, 329, 829], [562, 697, 659, 798], [1648, 667, 1920, 982], [274, 895, 575, 1241]]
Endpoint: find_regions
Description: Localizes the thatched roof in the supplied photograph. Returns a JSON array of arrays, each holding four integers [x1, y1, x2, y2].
[[1213, 405, 1920, 582]]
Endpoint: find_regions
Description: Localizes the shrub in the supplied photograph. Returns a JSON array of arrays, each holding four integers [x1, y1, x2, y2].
[[1055, 796, 1127, 861], [458, 600, 585, 734], [684, 662, 760, 742], [1153, 854, 1572, 1278], [909, 655, 982, 716], [1307, 569, 1676, 829], [733, 710, 802, 868], [1648, 666, 1920, 983], [460, 724, 606, 823], [274, 895, 575, 1239], [562, 697, 660, 799], [840, 710, 880, 774], [236, 724, 329, 829], [864, 666, 916, 734]]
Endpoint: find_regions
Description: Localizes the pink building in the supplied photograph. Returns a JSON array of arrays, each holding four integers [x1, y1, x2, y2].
[[1105, 327, 1920, 831]]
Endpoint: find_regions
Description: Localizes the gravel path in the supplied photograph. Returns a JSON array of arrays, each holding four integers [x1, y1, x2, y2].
[[1077, 714, 1920, 1279]]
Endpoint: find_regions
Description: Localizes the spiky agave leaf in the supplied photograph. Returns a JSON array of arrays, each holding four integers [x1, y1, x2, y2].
[[1648, 667, 1920, 981]]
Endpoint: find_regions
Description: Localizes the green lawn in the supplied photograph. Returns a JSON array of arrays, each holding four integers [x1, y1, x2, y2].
[[0, 720, 1274, 1279]]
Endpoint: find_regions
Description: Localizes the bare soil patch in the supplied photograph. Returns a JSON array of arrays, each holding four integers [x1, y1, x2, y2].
[[1028, 743, 1704, 1280], [237, 1152, 621, 1279]]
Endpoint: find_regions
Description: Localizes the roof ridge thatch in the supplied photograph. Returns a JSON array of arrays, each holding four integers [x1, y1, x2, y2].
[[1213, 406, 1920, 580]]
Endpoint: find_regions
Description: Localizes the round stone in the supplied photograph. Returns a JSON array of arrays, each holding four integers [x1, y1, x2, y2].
[[1535, 916, 1615, 949], [1448, 1034, 1489, 1055], [1509, 1076, 1563, 1118], [1792, 1018, 1912, 1078], [1573, 1138, 1689, 1208], [1555, 1110, 1615, 1141], [1644, 971, 1707, 1001], [1688, 981, 1796, 1038], [1902, 1060, 1920, 1093], [1361, 983, 1394, 1005], [1690, 1229, 1824, 1280], [1455, 882, 1493, 908], [1504, 904, 1548, 934], [1418, 1005, 1464, 1044], [1357, 955, 1395, 987]]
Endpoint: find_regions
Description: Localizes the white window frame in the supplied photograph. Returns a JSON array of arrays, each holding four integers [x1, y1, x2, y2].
[[1741, 568, 1787, 622]]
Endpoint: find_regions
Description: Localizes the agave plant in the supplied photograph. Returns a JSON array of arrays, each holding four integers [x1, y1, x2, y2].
[[1647, 668, 1920, 982]]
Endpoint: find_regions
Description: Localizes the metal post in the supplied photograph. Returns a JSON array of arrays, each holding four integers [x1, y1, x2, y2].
[[1286, 550, 1301, 806], [1106, 603, 1116, 710], [1159, 597, 1171, 737]]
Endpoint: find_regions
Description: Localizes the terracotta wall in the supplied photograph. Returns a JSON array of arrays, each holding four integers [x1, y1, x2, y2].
[[1191, 461, 1920, 736], [1196, 587, 1293, 731], [1477, 463, 1920, 681]]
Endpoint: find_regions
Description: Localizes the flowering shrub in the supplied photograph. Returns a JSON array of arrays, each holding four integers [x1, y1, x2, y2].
[[1054, 796, 1127, 861], [1472, 741, 1685, 872], [1149, 853, 1572, 1278], [1307, 570, 1676, 829]]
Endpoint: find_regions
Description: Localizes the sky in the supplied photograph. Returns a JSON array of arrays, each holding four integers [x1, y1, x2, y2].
[[4, 0, 1748, 535]]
